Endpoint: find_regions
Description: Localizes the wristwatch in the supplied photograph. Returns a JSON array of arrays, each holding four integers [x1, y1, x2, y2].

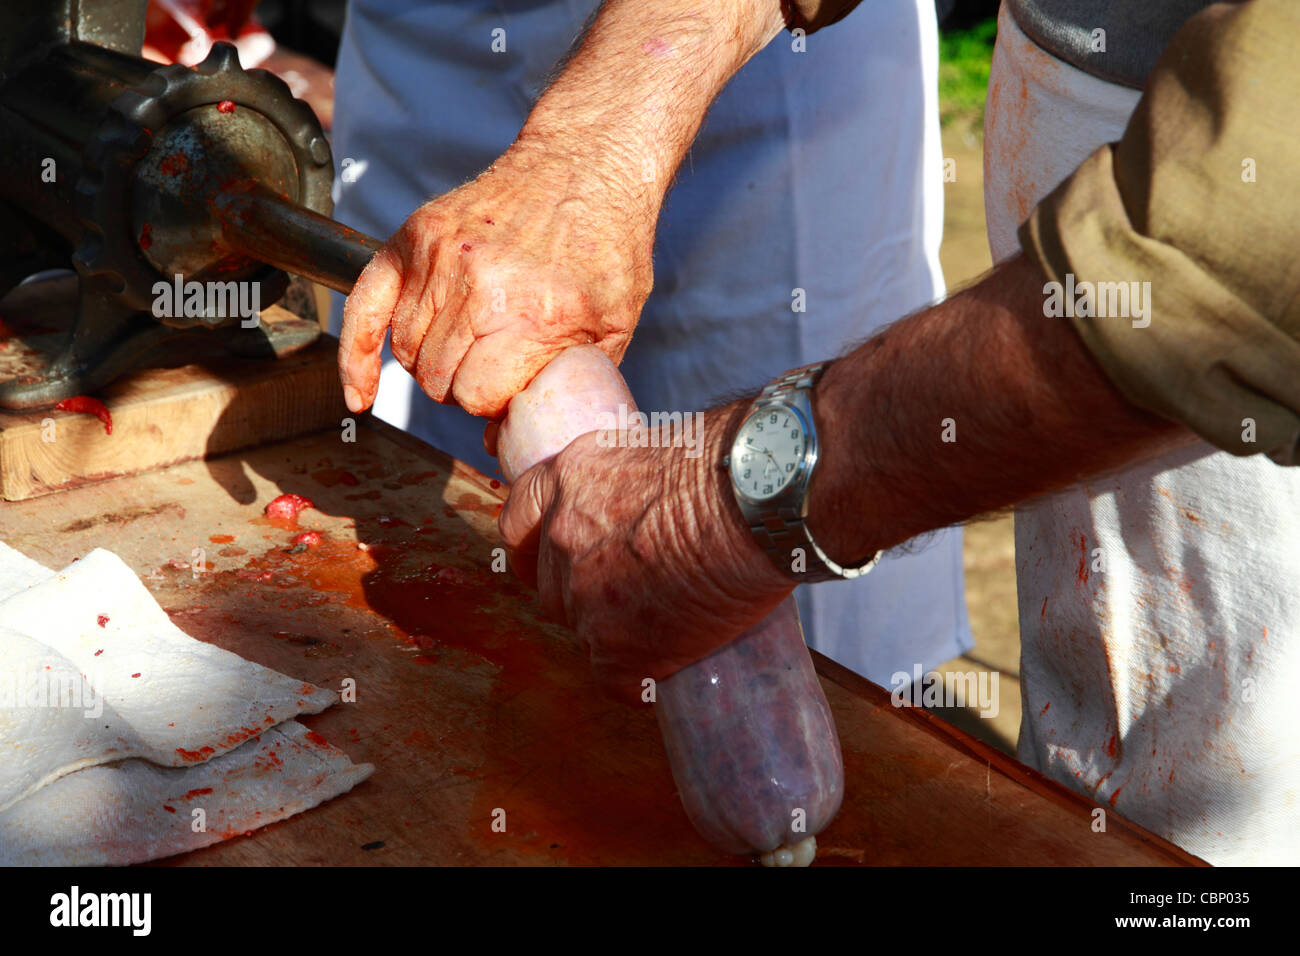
[[724, 362, 881, 583]]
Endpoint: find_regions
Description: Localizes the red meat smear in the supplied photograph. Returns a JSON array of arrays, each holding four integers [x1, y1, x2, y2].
[[55, 396, 112, 435], [264, 493, 315, 520]]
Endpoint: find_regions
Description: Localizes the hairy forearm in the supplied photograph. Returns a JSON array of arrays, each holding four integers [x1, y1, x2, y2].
[[513, 0, 786, 219], [799, 254, 1195, 563]]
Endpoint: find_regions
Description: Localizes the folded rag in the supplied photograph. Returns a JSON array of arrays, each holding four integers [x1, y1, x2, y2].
[[0, 541, 373, 864]]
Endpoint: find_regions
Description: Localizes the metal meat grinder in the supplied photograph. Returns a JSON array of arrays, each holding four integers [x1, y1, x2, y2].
[[0, 0, 381, 409]]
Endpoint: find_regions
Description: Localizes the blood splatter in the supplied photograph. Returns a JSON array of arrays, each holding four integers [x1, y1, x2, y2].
[[217, 100, 236, 113], [138, 222, 153, 249], [192, 531, 704, 865], [96, 614, 109, 628], [175, 745, 216, 763], [311, 468, 360, 487]]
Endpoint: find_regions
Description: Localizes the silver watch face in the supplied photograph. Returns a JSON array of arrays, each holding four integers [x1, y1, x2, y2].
[[730, 403, 810, 502]]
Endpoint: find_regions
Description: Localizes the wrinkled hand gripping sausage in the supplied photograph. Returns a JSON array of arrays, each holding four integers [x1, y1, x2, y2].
[[497, 346, 842, 866]]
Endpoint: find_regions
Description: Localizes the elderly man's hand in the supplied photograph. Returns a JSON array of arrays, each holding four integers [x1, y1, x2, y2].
[[338, 140, 656, 419], [498, 406, 794, 702]]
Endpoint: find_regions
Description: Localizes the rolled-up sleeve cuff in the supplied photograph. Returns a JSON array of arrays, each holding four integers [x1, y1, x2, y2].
[[1020, 151, 1300, 465], [1017, 0, 1300, 468]]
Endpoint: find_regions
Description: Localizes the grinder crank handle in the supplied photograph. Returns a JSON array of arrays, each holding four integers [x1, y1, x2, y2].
[[219, 186, 383, 294]]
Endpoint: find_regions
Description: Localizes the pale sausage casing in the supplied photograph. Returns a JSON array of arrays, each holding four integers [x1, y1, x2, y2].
[[496, 345, 843, 864]]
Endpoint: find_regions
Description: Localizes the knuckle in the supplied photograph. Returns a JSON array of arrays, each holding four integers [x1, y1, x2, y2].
[[545, 509, 581, 557], [394, 217, 427, 253], [389, 335, 416, 367], [451, 380, 492, 418], [550, 442, 589, 480], [415, 365, 449, 401]]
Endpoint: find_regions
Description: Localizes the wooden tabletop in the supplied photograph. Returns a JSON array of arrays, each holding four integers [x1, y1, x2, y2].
[[0, 417, 1205, 866]]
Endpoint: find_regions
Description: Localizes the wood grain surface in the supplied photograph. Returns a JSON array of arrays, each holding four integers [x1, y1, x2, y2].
[[0, 279, 346, 501], [0, 418, 1205, 866]]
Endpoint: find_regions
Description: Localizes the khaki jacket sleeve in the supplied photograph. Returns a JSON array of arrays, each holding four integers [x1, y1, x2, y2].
[[1018, 0, 1300, 464]]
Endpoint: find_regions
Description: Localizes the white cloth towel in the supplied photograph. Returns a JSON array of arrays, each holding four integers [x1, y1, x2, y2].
[[0, 542, 373, 865]]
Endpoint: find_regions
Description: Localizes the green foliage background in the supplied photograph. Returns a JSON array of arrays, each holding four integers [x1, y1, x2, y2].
[[939, 17, 996, 129]]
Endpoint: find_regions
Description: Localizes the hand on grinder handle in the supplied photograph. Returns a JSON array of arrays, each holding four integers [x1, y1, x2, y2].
[[338, 145, 654, 419]]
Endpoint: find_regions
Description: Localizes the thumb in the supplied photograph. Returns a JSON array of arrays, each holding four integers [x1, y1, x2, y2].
[[498, 459, 557, 587]]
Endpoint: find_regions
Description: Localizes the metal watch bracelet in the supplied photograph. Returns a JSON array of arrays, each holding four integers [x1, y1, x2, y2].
[[738, 362, 882, 583]]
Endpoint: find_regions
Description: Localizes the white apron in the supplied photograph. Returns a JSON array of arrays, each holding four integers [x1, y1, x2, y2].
[[329, 0, 972, 684], [987, 3, 1300, 865]]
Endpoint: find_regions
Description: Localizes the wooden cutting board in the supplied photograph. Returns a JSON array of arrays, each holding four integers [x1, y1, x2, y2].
[[0, 279, 345, 501], [0, 416, 1205, 866]]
